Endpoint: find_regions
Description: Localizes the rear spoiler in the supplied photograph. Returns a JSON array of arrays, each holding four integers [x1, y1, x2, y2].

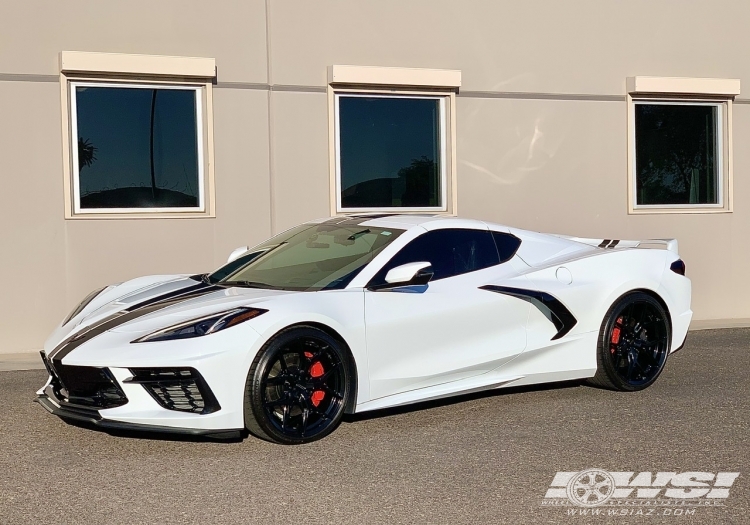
[[558, 236, 679, 255]]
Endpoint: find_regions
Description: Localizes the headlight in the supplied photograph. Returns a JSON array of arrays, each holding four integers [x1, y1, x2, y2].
[[62, 286, 108, 325], [132, 307, 267, 343]]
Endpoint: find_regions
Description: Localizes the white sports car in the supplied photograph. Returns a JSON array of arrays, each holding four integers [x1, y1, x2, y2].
[[37, 215, 692, 444]]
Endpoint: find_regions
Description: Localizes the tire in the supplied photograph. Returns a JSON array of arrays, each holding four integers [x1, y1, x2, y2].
[[589, 292, 671, 392], [244, 325, 353, 444]]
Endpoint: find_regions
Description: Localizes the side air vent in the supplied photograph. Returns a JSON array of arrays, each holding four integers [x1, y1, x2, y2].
[[126, 368, 220, 415], [479, 285, 578, 340]]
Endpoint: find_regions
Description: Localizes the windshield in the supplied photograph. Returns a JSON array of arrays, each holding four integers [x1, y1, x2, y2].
[[207, 223, 404, 291]]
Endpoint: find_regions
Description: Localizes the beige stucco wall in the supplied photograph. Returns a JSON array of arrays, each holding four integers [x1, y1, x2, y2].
[[1, 0, 749, 353]]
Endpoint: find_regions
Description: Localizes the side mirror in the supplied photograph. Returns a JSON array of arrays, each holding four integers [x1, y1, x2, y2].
[[227, 246, 249, 263], [382, 261, 434, 288]]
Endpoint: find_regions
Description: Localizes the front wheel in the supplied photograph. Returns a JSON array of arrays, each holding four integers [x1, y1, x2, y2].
[[589, 292, 671, 391], [244, 326, 353, 444]]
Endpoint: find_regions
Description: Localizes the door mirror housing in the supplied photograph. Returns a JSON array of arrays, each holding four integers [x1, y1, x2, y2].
[[378, 261, 434, 289], [227, 246, 249, 263]]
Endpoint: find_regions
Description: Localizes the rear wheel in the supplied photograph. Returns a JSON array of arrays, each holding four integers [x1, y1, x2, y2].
[[589, 292, 671, 391], [244, 326, 352, 444]]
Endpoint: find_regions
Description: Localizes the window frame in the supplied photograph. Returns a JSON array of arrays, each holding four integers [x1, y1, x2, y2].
[[629, 98, 728, 212], [327, 66, 461, 216], [333, 91, 449, 213], [59, 51, 216, 219], [69, 80, 207, 215], [625, 76, 739, 215]]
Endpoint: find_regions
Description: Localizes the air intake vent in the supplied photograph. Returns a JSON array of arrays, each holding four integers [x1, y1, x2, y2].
[[126, 368, 220, 415], [42, 353, 128, 409]]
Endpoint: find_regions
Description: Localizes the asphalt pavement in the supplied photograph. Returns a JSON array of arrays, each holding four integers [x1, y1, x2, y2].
[[0, 328, 748, 524]]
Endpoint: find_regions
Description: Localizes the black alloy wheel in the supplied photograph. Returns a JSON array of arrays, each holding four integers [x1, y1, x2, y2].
[[244, 326, 352, 444], [589, 292, 671, 391]]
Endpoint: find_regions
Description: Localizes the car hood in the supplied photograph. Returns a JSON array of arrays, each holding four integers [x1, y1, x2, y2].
[[46, 276, 296, 350]]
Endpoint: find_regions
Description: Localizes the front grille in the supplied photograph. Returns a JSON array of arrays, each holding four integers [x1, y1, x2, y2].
[[42, 353, 128, 409], [127, 368, 220, 415]]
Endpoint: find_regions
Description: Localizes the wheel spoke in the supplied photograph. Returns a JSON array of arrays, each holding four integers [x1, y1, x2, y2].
[[309, 407, 332, 421], [264, 395, 291, 408], [637, 303, 647, 327], [281, 404, 289, 431], [265, 375, 286, 386], [300, 408, 309, 436], [316, 382, 344, 399], [626, 354, 638, 381], [625, 303, 635, 326], [315, 360, 343, 381]]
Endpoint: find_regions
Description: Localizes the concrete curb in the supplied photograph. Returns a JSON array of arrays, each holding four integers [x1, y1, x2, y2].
[[0, 353, 44, 372]]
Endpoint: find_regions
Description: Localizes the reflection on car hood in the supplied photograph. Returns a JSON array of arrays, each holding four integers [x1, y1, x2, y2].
[[63, 277, 295, 339]]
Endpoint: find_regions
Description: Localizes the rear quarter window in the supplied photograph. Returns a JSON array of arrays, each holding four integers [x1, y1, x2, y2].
[[492, 232, 522, 263]]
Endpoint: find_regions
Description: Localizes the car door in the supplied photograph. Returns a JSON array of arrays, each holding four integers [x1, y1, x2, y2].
[[363, 227, 529, 400]]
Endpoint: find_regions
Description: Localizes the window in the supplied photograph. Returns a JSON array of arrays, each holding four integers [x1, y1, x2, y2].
[[209, 223, 404, 291], [71, 83, 203, 212], [626, 76, 739, 213], [368, 228, 500, 287], [634, 102, 721, 207], [60, 51, 216, 218], [328, 65, 460, 214], [336, 95, 445, 210], [492, 232, 522, 263]]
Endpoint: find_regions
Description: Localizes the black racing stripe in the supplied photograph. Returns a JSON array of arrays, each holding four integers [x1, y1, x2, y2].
[[49, 283, 221, 363], [479, 285, 578, 340], [124, 281, 210, 312], [598, 239, 611, 248], [608, 239, 620, 249]]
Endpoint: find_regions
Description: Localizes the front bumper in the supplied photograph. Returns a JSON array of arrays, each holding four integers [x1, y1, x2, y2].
[[36, 320, 265, 435], [35, 388, 240, 438]]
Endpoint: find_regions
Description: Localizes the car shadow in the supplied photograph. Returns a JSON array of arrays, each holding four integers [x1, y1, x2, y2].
[[56, 380, 586, 442], [60, 418, 247, 443]]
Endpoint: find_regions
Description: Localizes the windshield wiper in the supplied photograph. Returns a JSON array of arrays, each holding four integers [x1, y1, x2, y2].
[[219, 280, 277, 290], [347, 229, 370, 240]]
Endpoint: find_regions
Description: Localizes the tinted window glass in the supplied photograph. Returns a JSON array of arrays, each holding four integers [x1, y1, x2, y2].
[[634, 103, 719, 205], [492, 232, 522, 262], [209, 224, 403, 291], [369, 229, 499, 286], [74, 85, 201, 209], [338, 96, 442, 209]]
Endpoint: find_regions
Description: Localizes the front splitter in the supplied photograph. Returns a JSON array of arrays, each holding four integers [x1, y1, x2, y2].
[[35, 394, 242, 439]]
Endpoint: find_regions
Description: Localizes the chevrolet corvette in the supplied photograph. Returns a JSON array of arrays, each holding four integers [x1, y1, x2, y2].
[[37, 215, 692, 444]]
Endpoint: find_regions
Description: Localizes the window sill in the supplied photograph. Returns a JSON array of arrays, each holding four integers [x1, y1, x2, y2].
[[65, 211, 216, 220], [628, 207, 732, 215], [337, 207, 448, 215]]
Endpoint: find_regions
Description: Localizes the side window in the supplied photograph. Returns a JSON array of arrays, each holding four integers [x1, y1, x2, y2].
[[368, 228, 499, 286], [492, 232, 522, 263]]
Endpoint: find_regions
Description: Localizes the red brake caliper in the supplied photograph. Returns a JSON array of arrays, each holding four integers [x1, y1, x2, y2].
[[610, 316, 623, 354], [307, 353, 326, 407]]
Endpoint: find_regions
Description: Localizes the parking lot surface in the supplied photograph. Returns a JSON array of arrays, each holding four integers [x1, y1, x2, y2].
[[0, 328, 748, 524]]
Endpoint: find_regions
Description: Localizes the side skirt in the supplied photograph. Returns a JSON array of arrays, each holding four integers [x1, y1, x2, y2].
[[354, 366, 599, 413], [354, 374, 524, 413]]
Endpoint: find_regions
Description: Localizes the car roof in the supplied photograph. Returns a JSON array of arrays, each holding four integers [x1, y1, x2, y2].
[[308, 214, 509, 232]]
